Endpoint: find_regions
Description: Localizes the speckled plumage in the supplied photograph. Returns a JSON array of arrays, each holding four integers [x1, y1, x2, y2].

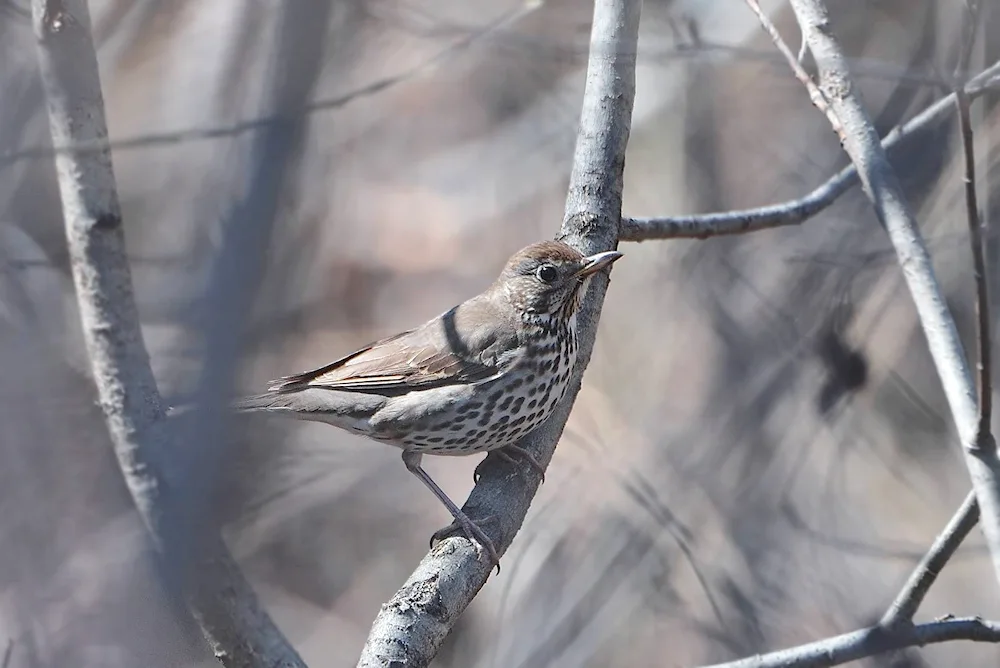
[[235, 240, 622, 566]]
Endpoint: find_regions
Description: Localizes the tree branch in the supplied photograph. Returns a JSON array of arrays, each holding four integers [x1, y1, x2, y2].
[[774, 0, 1000, 590], [703, 617, 1000, 668], [953, 0, 982, 83], [743, 0, 844, 139], [619, 59, 1000, 241], [30, 1, 305, 665], [355, 0, 640, 665], [957, 88, 993, 445], [881, 491, 979, 627], [704, 6, 997, 661]]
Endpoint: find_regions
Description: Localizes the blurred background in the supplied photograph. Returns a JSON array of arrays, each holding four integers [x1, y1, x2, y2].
[[2, 0, 1000, 665]]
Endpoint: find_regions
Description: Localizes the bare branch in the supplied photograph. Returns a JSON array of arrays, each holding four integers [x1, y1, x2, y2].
[[954, 0, 983, 83], [881, 491, 980, 627], [705, 490, 984, 666], [776, 0, 1000, 589], [702, 617, 1000, 668], [620, 59, 1000, 241], [957, 89, 994, 442], [30, 1, 305, 665], [743, 0, 843, 139], [356, 0, 640, 665]]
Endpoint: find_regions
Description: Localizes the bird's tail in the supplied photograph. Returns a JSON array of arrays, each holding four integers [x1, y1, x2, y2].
[[231, 392, 289, 412], [165, 393, 281, 416]]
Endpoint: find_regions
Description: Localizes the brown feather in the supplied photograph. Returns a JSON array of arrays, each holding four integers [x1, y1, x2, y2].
[[268, 293, 522, 395]]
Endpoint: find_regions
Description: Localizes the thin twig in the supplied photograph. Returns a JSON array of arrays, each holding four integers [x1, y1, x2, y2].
[[954, 0, 983, 84], [702, 616, 1000, 668], [356, 0, 639, 665], [880, 491, 980, 627], [620, 59, 1000, 241], [30, 1, 306, 665], [957, 89, 993, 441], [778, 0, 1000, 589], [743, 0, 844, 140]]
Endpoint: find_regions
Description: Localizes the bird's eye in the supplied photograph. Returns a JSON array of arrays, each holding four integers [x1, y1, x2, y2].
[[536, 264, 558, 283]]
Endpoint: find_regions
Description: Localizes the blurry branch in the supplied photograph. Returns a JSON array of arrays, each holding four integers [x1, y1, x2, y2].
[[704, 617, 1000, 668], [953, 0, 982, 83], [1, 4, 974, 170], [1, 2, 537, 167], [178, 1, 337, 664], [30, 1, 305, 666], [881, 491, 979, 627], [620, 59, 1000, 241], [356, 0, 639, 665], [1, 0, 29, 19]]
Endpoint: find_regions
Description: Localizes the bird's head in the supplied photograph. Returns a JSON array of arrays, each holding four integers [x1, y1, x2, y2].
[[497, 240, 623, 318]]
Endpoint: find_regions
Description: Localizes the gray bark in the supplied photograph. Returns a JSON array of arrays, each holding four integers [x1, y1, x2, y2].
[[356, 0, 642, 665]]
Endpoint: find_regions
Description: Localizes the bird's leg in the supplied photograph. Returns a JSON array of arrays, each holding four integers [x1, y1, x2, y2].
[[473, 444, 546, 484], [402, 449, 500, 570]]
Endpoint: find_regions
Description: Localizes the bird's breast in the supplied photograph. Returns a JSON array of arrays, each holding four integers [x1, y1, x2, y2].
[[381, 317, 579, 456]]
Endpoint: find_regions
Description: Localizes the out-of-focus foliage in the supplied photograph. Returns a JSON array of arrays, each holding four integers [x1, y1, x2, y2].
[[1, 0, 1000, 666]]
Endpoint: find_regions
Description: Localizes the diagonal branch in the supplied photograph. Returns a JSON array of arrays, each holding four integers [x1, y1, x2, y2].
[[775, 0, 1000, 591], [30, 0, 305, 665], [743, 0, 843, 139], [620, 59, 1000, 241], [702, 616, 1000, 668], [355, 0, 641, 665], [881, 491, 979, 627]]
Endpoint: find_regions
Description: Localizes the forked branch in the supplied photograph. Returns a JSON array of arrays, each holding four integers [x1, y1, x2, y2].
[[705, 617, 1000, 668], [620, 60, 1000, 241], [779, 0, 1000, 590]]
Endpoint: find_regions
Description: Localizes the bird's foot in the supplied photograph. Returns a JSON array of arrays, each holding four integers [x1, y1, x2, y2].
[[474, 445, 546, 484], [430, 513, 501, 574]]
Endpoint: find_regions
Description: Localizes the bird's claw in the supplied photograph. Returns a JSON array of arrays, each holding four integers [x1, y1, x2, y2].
[[430, 514, 501, 574], [473, 445, 546, 484]]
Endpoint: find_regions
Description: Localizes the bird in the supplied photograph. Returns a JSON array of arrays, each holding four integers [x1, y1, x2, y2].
[[233, 240, 623, 567]]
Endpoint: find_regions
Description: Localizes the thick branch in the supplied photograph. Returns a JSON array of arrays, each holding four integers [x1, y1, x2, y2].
[[31, 1, 305, 665], [620, 60, 1000, 241], [780, 0, 1000, 590], [356, 0, 640, 665], [703, 617, 1000, 668]]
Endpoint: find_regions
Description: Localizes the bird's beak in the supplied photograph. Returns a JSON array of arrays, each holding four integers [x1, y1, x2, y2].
[[573, 250, 623, 278]]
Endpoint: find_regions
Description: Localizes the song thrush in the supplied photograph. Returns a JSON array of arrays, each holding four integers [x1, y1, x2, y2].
[[234, 240, 622, 566]]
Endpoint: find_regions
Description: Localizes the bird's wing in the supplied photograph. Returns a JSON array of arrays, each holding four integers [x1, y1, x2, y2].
[[268, 298, 522, 395]]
